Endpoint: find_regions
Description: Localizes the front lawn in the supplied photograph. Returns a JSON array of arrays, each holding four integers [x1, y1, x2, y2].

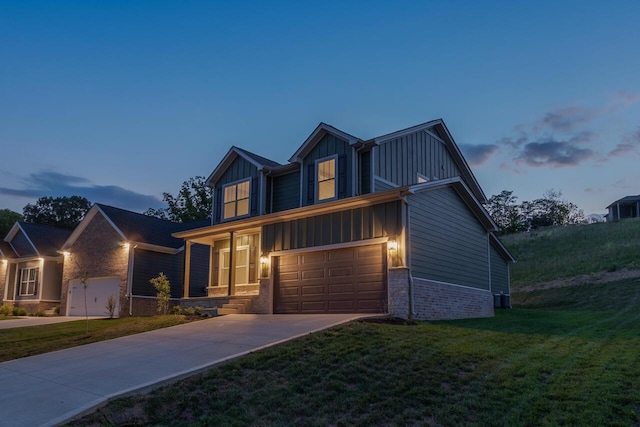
[[0, 315, 201, 362], [68, 279, 640, 426]]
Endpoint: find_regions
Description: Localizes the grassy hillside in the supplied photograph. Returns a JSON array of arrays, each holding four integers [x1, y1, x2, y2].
[[501, 218, 640, 288], [70, 279, 640, 426]]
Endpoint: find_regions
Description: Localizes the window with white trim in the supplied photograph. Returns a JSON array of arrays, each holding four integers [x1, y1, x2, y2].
[[19, 267, 39, 296], [317, 157, 336, 201], [223, 180, 250, 220]]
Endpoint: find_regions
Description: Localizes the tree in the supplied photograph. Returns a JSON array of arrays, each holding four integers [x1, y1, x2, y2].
[[526, 190, 585, 228], [145, 176, 212, 223], [484, 190, 523, 234], [0, 209, 22, 236], [23, 196, 92, 229], [150, 272, 171, 315]]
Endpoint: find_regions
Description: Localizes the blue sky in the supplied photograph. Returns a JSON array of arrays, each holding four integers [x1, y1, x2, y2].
[[2, 1, 639, 216]]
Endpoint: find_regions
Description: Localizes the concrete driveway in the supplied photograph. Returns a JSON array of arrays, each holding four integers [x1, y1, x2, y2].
[[0, 316, 105, 330], [0, 313, 365, 427]]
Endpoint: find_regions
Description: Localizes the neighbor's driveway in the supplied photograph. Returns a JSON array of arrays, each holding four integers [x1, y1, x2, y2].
[[0, 314, 365, 427], [0, 316, 104, 330]]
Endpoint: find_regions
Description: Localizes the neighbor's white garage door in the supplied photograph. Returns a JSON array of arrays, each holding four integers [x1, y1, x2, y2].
[[68, 277, 120, 316]]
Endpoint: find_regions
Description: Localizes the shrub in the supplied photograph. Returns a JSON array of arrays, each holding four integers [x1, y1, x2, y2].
[[32, 311, 45, 317], [183, 307, 196, 316], [54, 306, 60, 315], [172, 305, 183, 315], [105, 295, 117, 319], [0, 304, 12, 316], [12, 307, 27, 316], [194, 306, 203, 315], [150, 273, 171, 315]]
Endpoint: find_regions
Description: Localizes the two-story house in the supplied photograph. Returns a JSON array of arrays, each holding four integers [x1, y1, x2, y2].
[[174, 119, 514, 320]]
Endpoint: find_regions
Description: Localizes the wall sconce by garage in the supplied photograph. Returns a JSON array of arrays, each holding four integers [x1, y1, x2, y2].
[[259, 255, 270, 278], [122, 242, 131, 250], [62, 251, 71, 257], [387, 240, 398, 251], [1, 259, 6, 265]]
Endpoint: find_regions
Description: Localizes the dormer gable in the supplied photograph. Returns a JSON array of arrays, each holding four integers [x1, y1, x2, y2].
[[207, 146, 281, 224], [288, 122, 361, 163]]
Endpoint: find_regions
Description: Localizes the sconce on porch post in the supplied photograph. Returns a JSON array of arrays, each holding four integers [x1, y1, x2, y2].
[[259, 254, 270, 278]]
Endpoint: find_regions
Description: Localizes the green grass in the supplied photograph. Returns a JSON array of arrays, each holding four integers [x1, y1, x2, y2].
[[68, 279, 640, 426], [502, 219, 640, 287], [0, 315, 199, 362]]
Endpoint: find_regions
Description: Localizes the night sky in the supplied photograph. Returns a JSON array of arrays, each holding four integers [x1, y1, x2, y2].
[[2, 1, 639, 217]]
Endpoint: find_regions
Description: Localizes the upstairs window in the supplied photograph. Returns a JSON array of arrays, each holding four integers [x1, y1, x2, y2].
[[317, 157, 336, 201], [223, 180, 250, 219], [19, 267, 39, 296]]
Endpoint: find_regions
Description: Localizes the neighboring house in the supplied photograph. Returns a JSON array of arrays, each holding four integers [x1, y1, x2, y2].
[[0, 222, 72, 312], [59, 204, 210, 317], [606, 195, 640, 221], [174, 119, 515, 320]]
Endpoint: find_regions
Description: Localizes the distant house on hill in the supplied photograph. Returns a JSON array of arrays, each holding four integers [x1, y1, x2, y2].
[[606, 195, 640, 221]]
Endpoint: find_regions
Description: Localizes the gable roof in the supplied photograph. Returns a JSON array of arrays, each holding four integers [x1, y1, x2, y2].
[[372, 118, 487, 203], [289, 122, 362, 163], [206, 146, 281, 187], [607, 195, 640, 208], [0, 240, 16, 259], [62, 204, 211, 252], [4, 222, 72, 258]]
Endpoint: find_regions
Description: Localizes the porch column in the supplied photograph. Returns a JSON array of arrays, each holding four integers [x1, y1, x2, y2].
[[617, 203, 620, 220], [228, 231, 236, 296], [183, 241, 191, 299]]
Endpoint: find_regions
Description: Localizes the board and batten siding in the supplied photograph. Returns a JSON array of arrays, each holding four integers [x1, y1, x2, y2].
[[302, 133, 353, 205], [42, 260, 63, 301], [490, 243, 510, 295], [132, 249, 182, 298], [374, 130, 460, 187], [408, 187, 489, 290], [213, 156, 261, 224], [271, 171, 300, 213], [262, 201, 401, 253]]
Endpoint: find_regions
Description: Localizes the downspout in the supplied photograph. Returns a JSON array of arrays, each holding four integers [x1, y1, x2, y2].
[[400, 194, 416, 318], [127, 245, 135, 316], [487, 233, 492, 295]]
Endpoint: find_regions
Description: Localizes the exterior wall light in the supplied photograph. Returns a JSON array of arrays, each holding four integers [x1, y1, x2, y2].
[[387, 240, 398, 251], [62, 251, 71, 257], [1, 259, 6, 265], [259, 256, 270, 278], [123, 242, 131, 250]]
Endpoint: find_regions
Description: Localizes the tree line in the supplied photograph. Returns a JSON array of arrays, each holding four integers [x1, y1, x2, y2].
[[0, 176, 212, 236], [484, 189, 585, 235]]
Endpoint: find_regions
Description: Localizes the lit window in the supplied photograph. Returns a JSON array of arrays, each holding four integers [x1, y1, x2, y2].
[[219, 246, 250, 286], [19, 267, 39, 296], [317, 158, 336, 201], [223, 180, 250, 219]]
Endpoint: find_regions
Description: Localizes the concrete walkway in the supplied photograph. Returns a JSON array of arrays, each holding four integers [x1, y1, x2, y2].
[[0, 314, 364, 427], [0, 316, 105, 329]]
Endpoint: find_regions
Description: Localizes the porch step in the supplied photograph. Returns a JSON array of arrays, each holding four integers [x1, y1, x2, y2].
[[218, 298, 253, 315]]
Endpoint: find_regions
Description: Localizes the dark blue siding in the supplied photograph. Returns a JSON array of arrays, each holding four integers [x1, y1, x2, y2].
[[11, 230, 36, 257], [302, 133, 353, 206], [272, 171, 300, 212], [262, 201, 401, 253]]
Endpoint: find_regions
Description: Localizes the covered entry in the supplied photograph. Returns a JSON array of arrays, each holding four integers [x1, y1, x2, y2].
[[274, 243, 387, 313], [68, 277, 120, 316]]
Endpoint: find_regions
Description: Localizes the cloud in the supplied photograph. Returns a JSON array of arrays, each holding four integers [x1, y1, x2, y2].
[[459, 144, 499, 166], [0, 170, 163, 212], [515, 139, 595, 167], [609, 127, 640, 157], [537, 107, 598, 133]]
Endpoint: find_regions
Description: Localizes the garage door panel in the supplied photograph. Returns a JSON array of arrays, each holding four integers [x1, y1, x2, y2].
[[68, 277, 120, 317], [301, 252, 325, 264], [328, 283, 356, 294], [275, 244, 387, 314]]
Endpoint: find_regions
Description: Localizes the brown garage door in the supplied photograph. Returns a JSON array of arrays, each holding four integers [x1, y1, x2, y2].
[[274, 244, 387, 313]]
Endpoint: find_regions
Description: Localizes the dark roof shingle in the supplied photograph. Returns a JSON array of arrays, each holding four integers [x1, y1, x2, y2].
[[18, 222, 73, 257]]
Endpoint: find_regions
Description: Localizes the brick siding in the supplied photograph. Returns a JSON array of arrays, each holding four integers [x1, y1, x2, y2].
[[412, 277, 494, 320], [61, 213, 130, 316]]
